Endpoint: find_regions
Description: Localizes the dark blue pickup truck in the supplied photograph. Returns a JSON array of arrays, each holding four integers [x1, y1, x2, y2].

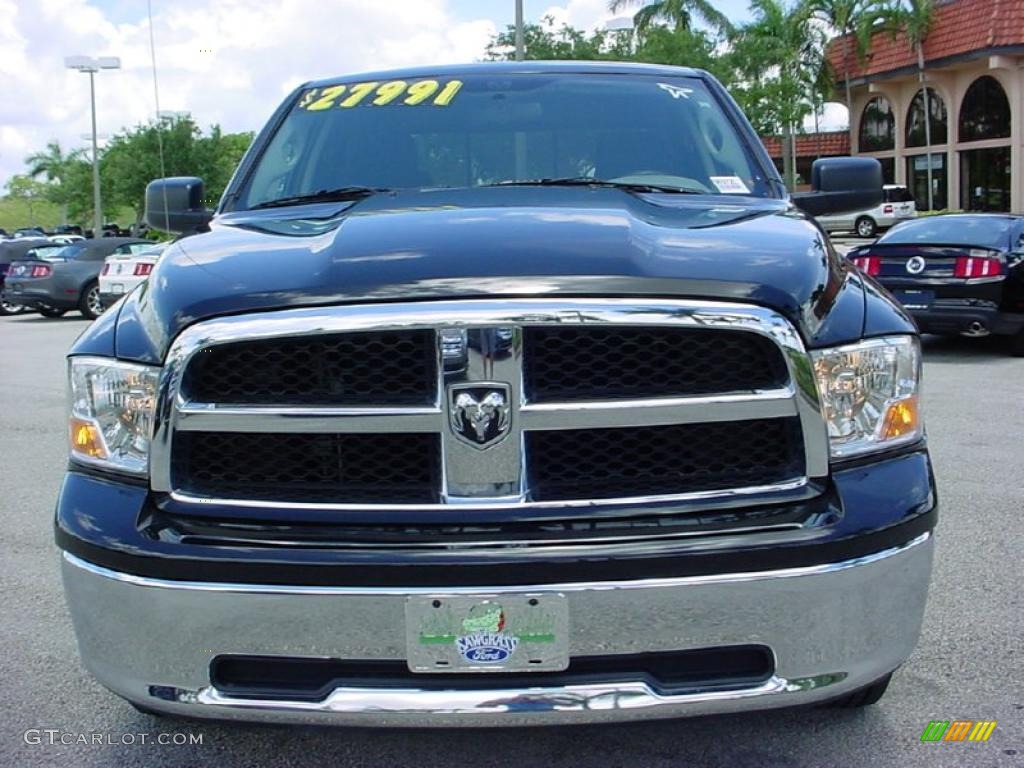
[[56, 62, 936, 726]]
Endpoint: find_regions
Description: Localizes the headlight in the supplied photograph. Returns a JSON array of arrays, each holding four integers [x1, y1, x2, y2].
[[68, 356, 160, 475], [810, 335, 923, 459]]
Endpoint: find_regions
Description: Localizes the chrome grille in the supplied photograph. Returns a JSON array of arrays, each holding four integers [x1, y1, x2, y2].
[[152, 299, 827, 511]]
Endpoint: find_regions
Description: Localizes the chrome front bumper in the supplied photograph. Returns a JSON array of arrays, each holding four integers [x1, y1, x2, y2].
[[61, 533, 933, 726]]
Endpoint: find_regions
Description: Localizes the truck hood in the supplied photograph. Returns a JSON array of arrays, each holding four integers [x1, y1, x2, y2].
[[112, 187, 869, 363]]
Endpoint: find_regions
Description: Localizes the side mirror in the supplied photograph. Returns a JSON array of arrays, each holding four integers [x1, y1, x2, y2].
[[792, 157, 883, 218], [144, 177, 213, 235]]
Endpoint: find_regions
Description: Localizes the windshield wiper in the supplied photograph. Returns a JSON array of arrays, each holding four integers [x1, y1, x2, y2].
[[250, 186, 388, 210], [489, 177, 702, 194]]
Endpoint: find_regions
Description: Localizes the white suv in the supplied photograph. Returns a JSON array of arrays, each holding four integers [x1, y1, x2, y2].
[[817, 184, 916, 238]]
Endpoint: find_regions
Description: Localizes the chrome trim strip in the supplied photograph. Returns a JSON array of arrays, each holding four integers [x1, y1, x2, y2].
[[172, 522, 805, 550], [61, 532, 930, 596], [168, 476, 809, 512], [190, 677, 791, 714], [150, 298, 829, 508], [175, 391, 798, 433], [519, 389, 797, 430], [175, 406, 441, 433]]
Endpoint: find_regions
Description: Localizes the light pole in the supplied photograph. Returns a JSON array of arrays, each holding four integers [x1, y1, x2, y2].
[[65, 55, 120, 238], [514, 0, 524, 61]]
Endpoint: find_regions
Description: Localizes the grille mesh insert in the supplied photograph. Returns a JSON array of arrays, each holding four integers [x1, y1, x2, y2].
[[523, 326, 788, 401], [182, 330, 437, 406], [173, 432, 440, 504], [527, 417, 804, 501]]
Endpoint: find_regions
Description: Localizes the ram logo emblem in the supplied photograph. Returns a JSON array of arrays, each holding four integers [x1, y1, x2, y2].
[[449, 384, 512, 448]]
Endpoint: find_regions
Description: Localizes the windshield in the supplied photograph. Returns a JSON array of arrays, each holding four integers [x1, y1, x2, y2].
[[238, 73, 773, 208], [883, 186, 914, 203], [27, 245, 69, 262], [880, 216, 1013, 249]]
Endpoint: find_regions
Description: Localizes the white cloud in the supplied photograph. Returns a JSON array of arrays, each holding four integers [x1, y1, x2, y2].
[[540, 0, 620, 31], [803, 102, 850, 132], [0, 0, 497, 188]]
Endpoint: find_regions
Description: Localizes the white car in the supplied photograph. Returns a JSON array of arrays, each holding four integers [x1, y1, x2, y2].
[[816, 184, 917, 238], [98, 242, 168, 308], [49, 234, 85, 245]]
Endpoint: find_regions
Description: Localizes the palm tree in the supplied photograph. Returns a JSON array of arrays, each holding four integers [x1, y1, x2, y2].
[[895, 0, 936, 209], [735, 0, 826, 189], [806, 0, 897, 139], [25, 140, 82, 225], [608, 0, 732, 35]]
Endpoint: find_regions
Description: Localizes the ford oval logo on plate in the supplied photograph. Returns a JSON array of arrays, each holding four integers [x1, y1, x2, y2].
[[456, 632, 519, 664]]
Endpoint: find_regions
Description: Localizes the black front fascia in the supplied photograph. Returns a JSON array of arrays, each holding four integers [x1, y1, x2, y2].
[[55, 449, 937, 587]]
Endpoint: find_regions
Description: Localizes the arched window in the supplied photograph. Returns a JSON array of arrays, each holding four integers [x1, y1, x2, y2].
[[906, 88, 947, 146], [859, 97, 895, 152], [959, 76, 1010, 142]]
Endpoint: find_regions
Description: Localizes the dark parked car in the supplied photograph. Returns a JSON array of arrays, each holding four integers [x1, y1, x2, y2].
[[848, 213, 1024, 354], [13, 226, 47, 238], [5, 237, 148, 319], [57, 62, 935, 726], [0, 238, 50, 315]]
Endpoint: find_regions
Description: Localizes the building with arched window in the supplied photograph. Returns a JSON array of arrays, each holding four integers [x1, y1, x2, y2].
[[827, 0, 1022, 213]]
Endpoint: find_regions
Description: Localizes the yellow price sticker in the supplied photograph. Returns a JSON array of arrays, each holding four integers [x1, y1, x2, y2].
[[298, 79, 464, 111]]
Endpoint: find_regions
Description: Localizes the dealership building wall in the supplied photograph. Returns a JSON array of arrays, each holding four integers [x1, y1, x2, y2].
[[828, 0, 1023, 214]]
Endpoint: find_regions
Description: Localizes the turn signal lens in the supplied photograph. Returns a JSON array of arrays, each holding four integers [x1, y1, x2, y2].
[[881, 396, 920, 440], [70, 417, 108, 459]]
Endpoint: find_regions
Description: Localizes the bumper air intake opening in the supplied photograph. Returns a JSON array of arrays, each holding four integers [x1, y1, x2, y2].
[[210, 645, 775, 702]]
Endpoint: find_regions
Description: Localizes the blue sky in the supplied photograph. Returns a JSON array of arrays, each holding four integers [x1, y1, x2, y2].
[[91, 0, 756, 30]]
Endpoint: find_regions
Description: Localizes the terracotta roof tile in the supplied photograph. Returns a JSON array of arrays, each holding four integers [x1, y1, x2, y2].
[[761, 132, 850, 158], [827, 0, 1024, 82]]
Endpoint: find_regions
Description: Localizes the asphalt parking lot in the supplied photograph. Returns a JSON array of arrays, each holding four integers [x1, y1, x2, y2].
[[1, 304, 1021, 768]]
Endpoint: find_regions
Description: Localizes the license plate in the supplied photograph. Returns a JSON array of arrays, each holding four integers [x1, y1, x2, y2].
[[893, 289, 934, 310], [111, 284, 125, 294], [405, 593, 569, 673]]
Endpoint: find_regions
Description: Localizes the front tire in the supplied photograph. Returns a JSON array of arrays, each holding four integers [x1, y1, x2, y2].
[[855, 216, 877, 238], [79, 281, 104, 320], [824, 672, 892, 708]]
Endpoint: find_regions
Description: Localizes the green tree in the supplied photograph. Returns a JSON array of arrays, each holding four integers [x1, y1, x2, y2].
[[807, 0, 899, 125], [101, 116, 253, 226], [485, 17, 633, 60], [25, 140, 85, 224], [893, 0, 935, 208], [729, 1, 825, 133], [607, 0, 732, 35], [4, 175, 47, 223], [485, 15, 724, 79], [728, 0, 828, 187], [60, 155, 108, 226]]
